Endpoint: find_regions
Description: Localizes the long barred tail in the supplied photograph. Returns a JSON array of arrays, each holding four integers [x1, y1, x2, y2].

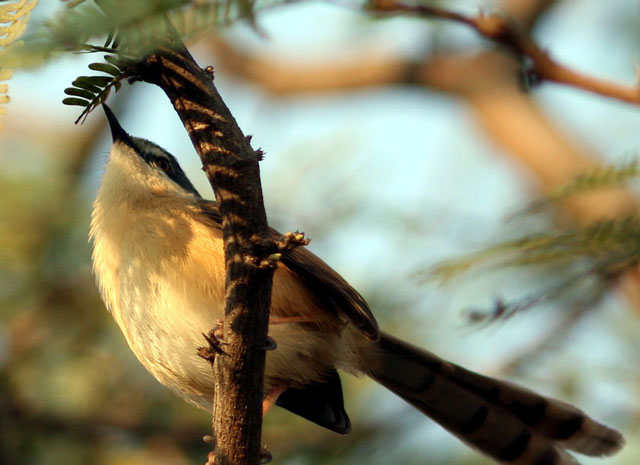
[[369, 333, 624, 465]]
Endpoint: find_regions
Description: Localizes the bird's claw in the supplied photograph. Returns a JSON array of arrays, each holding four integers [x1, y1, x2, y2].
[[262, 336, 277, 351]]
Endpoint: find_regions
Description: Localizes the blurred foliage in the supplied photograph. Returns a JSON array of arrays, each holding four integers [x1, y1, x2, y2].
[[63, 54, 127, 123], [520, 159, 640, 216], [0, 0, 39, 124], [2, 1, 640, 465], [48, 0, 283, 121], [424, 161, 640, 324], [0, 0, 274, 70]]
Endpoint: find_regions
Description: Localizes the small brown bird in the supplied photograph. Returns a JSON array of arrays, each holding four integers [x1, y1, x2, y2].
[[90, 105, 624, 465]]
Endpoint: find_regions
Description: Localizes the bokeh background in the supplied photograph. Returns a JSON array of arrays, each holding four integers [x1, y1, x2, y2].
[[2, 0, 640, 464]]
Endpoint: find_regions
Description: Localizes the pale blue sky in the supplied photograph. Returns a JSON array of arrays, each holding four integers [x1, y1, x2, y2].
[[7, 1, 640, 463]]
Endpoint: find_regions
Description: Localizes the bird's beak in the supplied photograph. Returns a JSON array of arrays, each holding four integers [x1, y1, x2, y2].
[[103, 104, 132, 144]]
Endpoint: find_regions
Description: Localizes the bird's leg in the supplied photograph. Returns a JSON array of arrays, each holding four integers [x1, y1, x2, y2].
[[199, 317, 307, 361], [262, 383, 288, 415], [256, 384, 287, 463], [200, 320, 297, 464]]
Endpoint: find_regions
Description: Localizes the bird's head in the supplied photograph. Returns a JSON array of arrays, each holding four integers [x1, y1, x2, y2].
[[99, 104, 201, 206]]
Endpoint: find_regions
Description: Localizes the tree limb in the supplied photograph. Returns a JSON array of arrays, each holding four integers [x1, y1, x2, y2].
[[129, 25, 274, 465], [368, 0, 640, 105]]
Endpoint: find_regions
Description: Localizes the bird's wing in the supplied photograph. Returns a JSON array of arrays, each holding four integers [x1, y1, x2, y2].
[[198, 200, 379, 341]]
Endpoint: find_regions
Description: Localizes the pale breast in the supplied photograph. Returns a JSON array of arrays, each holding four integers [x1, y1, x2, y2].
[[91, 198, 363, 410]]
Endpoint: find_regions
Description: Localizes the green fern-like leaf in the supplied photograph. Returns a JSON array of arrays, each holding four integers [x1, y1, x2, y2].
[[62, 54, 126, 123], [62, 97, 90, 106], [88, 62, 121, 76]]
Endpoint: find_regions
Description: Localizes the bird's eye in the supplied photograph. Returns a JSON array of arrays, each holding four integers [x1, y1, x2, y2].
[[154, 158, 171, 173]]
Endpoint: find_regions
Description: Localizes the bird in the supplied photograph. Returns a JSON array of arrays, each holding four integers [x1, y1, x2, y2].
[[90, 105, 624, 465]]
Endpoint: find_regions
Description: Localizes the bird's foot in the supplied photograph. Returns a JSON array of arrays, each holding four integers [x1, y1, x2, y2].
[[263, 335, 277, 351]]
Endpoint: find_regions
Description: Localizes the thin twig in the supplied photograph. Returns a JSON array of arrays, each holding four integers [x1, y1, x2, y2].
[[128, 21, 275, 465], [495, 288, 604, 377], [368, 0, 640, 105]]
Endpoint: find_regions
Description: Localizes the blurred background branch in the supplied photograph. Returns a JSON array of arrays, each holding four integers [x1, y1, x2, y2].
[[2, 0, 640, 464]]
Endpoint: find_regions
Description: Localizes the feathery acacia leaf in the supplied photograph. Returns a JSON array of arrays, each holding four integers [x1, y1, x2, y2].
[[62, 97, 90, 106], [63, 54, 126, 123], [71, 77, 103, 93], [58, 0, 276, 122], [64, 87, 96, 99], [0, 0, 38, 125], [425, 213, 640, 323], [88, 62, 121, 76], [521, 158, 640, 214], [1, 0, 273, 71]]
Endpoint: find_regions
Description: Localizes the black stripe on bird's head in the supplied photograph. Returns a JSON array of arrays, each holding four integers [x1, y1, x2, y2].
[[102, 104, 202, 197]]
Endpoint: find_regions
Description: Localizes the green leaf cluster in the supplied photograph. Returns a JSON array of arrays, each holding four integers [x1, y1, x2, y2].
[[0, 0, 269, 70], [63, 52, 124, 123]]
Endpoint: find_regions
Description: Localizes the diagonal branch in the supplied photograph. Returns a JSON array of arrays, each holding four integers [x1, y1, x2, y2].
[[128, 26, 274, 465], [368, 0, 640, 105]]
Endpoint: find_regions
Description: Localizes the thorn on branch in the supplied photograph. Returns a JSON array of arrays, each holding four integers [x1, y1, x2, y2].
[[255, 148, 265, 161], [197, 324, 228, 362]]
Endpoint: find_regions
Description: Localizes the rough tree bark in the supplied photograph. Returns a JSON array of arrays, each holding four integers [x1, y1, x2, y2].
[[130, 26, 275, 465]]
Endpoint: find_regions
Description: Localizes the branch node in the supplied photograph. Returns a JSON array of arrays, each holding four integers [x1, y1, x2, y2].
[[518, 59, 543, 92], [475, 13, 510, 42], [197, 325, 228, 363], [244, 231, 310, 269], [361, 0, 640, 105]]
